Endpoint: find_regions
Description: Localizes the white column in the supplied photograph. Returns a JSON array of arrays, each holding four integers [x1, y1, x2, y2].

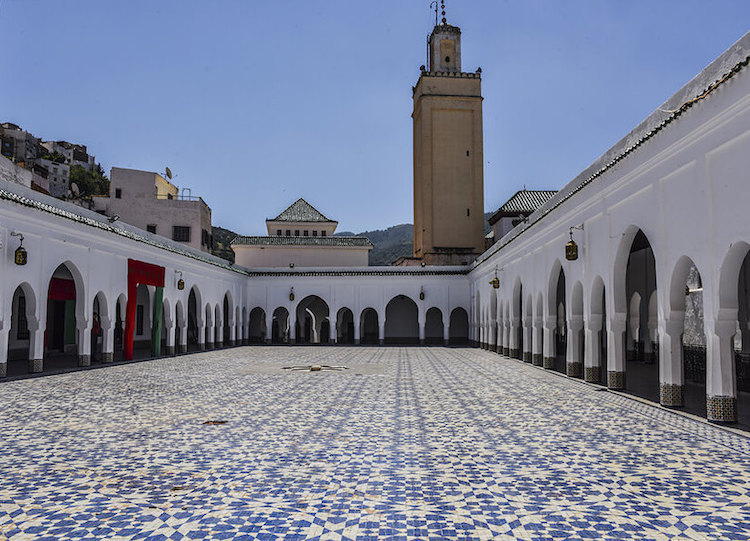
[[289, 311, 297, 344], [77, 319, 91, 366], [567, 316, 583, 377], [706, 316, 738, 422], [329, 316, 337, 344], [502, 320, 511, 356], [353, 312, 361, 345], [658, 314, 684, 406], [198, 323, 206, 350], [101, 316, 114, 362], [584, 314, 602, 382], [532, 316, 542, 364], [607, 313, 627, 389], [522, 317, 531, 361], [165, 319, 175, 355], [264, 312, 272, 344], [0, 321, 8, 377], [179, 322, 188, 353], [489, 318, 497, 351], [543, 316, 555, 368], [206, 324, 214, 349]]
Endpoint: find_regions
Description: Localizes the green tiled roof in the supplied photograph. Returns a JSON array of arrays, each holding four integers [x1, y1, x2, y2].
[[269, 198, 336, 223], [488, 190, 557, 225]]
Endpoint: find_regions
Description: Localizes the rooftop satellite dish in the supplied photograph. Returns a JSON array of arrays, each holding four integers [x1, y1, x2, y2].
[[165, 167, 172, 180], [71, 182, 80, 196]]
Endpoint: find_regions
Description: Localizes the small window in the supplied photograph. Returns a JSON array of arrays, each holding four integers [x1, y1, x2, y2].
[[322, 231, 327, 237], [445, 56, 450, 63], [286, 230, 291, 236], [172, 225, 191, 242], [295, 230, 300, 236], [146, 224, 157, 234], [467, 208, 470, 217], [276, 229, 282, 236], [312, 230, 318, 237], [466, 150, 470, 156], [303, 230, 309, 236], [115, 188, 122, 199]]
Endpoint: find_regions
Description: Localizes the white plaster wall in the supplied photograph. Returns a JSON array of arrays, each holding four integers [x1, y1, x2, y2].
[[469, 36, 750, 411]]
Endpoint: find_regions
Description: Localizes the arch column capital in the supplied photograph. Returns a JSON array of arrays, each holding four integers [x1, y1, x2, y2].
[[586, 314, 602, 330], [569, 315, 584, 329], [609, 314, 627, 333]]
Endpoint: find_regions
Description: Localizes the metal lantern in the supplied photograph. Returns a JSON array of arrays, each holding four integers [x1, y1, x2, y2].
[[419, 288, 425, 301], [289, 288, 295, 301], [15, 244, 27, 265], [489, 276, 500, 289], [177, 278, 185, 290], [11, 232, 26, 265], [565, 237, 578, 261]]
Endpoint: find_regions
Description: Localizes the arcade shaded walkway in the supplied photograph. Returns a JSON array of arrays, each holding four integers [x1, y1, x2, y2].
[[1, 347, 750, 539]]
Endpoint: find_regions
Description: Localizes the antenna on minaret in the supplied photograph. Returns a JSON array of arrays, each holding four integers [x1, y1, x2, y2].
[[441, 0, 446, 24], [430, 1, 438, 27]]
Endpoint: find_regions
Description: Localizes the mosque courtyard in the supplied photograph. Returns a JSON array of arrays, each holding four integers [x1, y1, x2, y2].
[[1, 347, 750, 540]]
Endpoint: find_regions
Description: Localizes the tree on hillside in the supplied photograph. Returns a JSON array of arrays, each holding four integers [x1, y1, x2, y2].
[[69, 163, 109, 198]]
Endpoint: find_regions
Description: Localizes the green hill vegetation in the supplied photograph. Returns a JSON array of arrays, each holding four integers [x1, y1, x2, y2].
[[212, 226, 237, 263]]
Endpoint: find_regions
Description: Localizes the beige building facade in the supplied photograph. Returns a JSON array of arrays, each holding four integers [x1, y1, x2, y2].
[[412, 19, 484, 265], [96, 167, 213, 253], [232, 198, 372, 268]]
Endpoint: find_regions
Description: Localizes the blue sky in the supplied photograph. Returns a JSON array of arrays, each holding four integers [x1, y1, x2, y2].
[[2, 1, 750, 234]]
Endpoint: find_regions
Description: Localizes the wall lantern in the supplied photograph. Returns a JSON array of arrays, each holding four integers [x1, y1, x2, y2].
[[489, 265, 501, 288], [289, 287, 295, 301], [11, 232, 27, 266], [419, 287, 425, 301], [175, 270, 185, 290], [565, 225, 584, 261]]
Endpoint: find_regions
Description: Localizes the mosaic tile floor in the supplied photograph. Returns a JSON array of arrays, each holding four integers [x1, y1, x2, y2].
[[2, 347, 750, 540]]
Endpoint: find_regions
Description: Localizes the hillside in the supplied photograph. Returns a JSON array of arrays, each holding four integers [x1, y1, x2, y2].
[[336, 224, 413, 266], [212, 226, 237, 263]]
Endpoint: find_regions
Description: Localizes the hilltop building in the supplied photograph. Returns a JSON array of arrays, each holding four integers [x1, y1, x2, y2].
[[231, 198, 372, 268], [0, 123, 98, 199], [93, 167, 213, 254]]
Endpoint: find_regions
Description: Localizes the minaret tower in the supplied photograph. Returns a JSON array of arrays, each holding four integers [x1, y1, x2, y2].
[[412, 2, 484, 265]]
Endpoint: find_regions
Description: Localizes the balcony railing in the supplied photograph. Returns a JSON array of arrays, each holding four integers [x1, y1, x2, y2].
[[156, 193, 204, 203]]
